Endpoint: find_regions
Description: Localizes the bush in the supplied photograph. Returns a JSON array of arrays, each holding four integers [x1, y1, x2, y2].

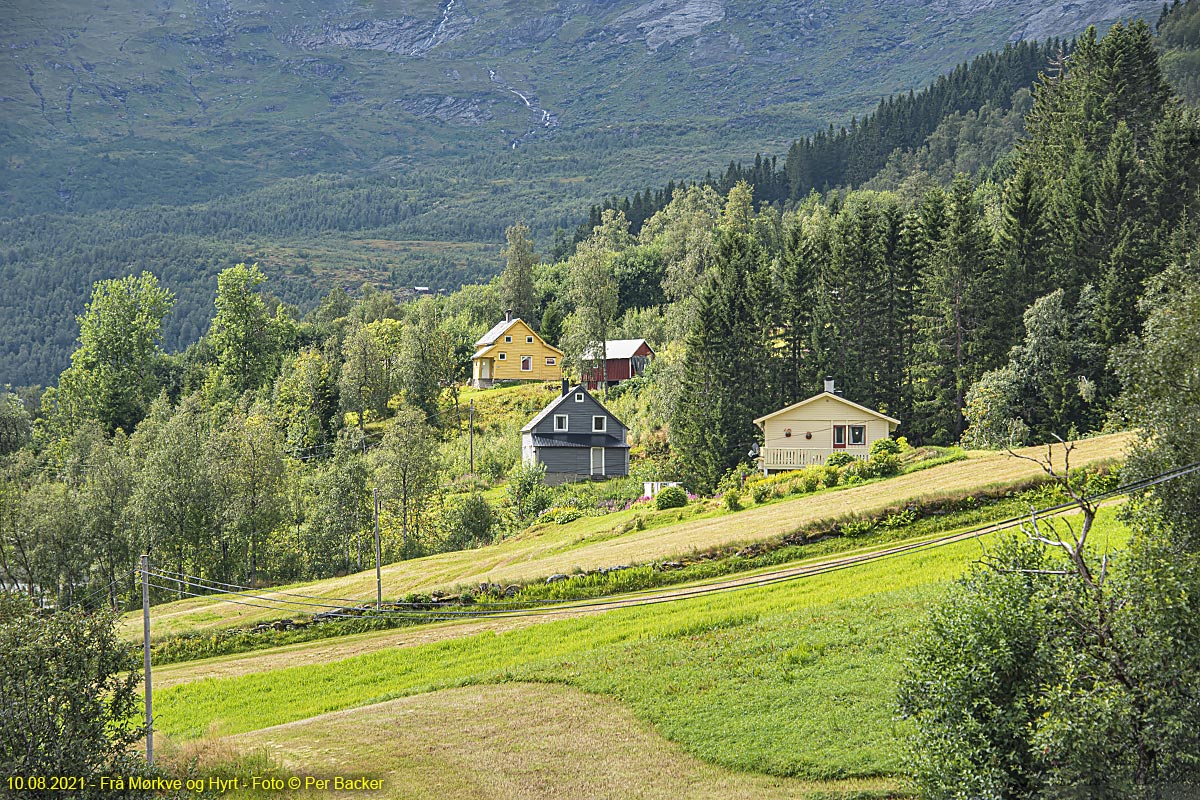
[[751, 482, 772, 504], [869, 437, 902, 457], [818, 465, 842, 488], [826, 452, 856, 468], [444, 492, 495, 549], [0, 595, 143, 781], [506, 462, 554, 522], [654, 485, 688, 509], [871, 453, 903, 477], [723, 489, 743, 512]]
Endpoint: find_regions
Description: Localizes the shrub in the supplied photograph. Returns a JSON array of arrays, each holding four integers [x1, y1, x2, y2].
[[444, 492, 496, 549], [654, 485, 688, 510], [845, 458, 878, 481], [840, 518, 873, 536], [871, 453, 903, 477], [507, 462, 554, 522], [869, 437, 902, 457], [818, 465, 842, 488], [751, 482, 772, 504], [723, 489, 743, 512], [0, 595, 143, 779], [826, 452, 856, 468]]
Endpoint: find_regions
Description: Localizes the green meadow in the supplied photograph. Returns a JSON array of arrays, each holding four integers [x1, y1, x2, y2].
[[157, 506, 1130, 781]]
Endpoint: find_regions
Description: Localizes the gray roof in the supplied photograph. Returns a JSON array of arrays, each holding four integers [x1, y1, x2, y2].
[[475, 318, 521, 347], [580, 338, 652, 361], [529, 433, 630, 449]]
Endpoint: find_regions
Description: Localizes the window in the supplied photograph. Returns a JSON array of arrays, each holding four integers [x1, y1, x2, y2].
[[504, 335, 512, 343], [498, 352, 506, 360], [849, 425, 866, 446], [593, 416, 606, 433], [520, 355, 532, 371], [832, 425, 846, 449], [546, 357, 557, 366], [554, 414, 568, 432], [526, 335, 534, 343], [575, 393, 584, 402]]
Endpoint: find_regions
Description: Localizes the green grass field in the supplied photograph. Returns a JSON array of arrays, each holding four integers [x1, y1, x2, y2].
[[155, 505, 1130, 785], [129, 433, 1130, 640]]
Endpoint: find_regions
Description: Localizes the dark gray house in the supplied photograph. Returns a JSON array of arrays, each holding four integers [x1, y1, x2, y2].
[[521, 383, 630, 484]]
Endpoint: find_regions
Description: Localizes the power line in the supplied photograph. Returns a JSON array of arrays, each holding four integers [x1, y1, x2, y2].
[[145, 460, 1200, 624]]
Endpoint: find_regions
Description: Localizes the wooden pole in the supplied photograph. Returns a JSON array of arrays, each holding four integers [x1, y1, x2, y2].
[[468, 400, 475, 475], [140, 554, 153, 765], [373, 488, 382, 610]]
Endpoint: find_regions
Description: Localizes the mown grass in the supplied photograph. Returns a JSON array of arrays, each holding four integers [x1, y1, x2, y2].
[[155, 506, 1130, 780], [186, 684, 905, 800], [126, 433, 1131, 640], [146, 483, 1072, 665]]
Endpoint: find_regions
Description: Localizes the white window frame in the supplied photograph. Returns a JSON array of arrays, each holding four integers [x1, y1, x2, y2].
[[504, 335, 512, 343], [498, 352, 506, 360], [546, 356, 557, 366], [554, 414, 568, 432], [526, 335, 534, 343], [520, 355, 532, 371], [575, 393, 584, 403], [849, 424, 867, 446], [592, 415, 606, 433]]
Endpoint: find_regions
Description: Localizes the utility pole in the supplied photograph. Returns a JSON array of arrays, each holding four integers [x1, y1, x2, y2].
[[468, 400, 475, 475], [140, 555, 153, 765], [373, 488, 382, 610]]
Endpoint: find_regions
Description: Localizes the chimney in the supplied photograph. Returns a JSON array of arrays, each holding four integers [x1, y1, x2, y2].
[[505, 309, 513, 323], [824, 376, 835, 394], [562, 378, 569, 397]]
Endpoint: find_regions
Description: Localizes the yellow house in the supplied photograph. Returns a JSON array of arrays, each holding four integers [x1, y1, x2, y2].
[[471, 313, 564, 387], [753, 378, 900, 473]]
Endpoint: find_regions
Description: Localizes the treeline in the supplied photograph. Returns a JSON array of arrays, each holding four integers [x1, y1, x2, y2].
[[572, 38, 1064, 247]]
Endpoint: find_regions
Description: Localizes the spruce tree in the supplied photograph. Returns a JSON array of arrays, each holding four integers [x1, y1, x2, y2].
[[499, 223, 539, 325]]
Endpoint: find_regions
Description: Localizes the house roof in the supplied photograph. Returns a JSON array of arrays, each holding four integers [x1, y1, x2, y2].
[[475, 318, 521, 347], [529, 433, 631, 449], [580, 338, 653, 361], [472, 318, 565, 358], [521, 385, 627, 433], [752, 392, 901, 427]]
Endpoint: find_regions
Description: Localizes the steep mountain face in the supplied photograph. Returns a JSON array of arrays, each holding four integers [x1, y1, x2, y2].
[[0, 0, 1158, 215]]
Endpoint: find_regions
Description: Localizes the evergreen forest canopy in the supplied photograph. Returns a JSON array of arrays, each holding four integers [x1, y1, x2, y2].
[[0, 1, 1166, 389], [2, 17, 1199, 616]]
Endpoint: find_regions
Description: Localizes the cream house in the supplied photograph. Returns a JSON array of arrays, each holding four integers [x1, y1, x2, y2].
[[754, 378, 900, 473]]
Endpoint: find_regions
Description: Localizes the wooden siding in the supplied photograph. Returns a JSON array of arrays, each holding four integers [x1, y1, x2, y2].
[[582, 342, 654, 389], [757, 395, 895, 472], [472, 319, 562, 383], [526, 390, 626, 440], [522, 389, 629, 481]]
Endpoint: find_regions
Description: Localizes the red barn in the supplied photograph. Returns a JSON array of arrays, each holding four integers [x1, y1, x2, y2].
[[582, 339, 655, 390]]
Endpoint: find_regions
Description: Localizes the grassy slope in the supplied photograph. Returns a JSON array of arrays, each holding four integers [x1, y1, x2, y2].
[[200, 684, 900, 800], [155, 505, 1130, 782], [128, 432, 1131, 638]]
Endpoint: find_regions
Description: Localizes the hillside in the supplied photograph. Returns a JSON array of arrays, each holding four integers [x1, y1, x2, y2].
[[0, 0, 1161, 387], [127, 431, 1130, 639], [156, 503, 1132, 794]]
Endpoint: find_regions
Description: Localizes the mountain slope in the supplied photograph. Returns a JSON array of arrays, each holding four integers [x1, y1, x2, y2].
[[0, 0, 1161, 387], [1, 0, 1158, 214]]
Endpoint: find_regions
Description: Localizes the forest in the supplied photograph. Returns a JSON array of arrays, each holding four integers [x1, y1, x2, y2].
[[1, 18, 1199, 622]]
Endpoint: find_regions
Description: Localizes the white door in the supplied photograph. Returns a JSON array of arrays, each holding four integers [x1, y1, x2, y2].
[[481, 360, 490, 379], [590, 447, 604, 475]]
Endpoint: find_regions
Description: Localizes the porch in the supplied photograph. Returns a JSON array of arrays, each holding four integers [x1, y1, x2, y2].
[[759, 447, 866, 472]]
